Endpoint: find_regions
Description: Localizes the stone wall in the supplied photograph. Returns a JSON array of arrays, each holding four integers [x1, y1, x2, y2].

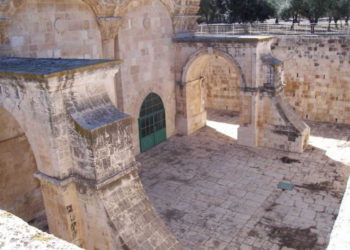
[[0, 107, 45, 225], [0, 0, 102, 58], [203, 56, 241, 112], [117, 0, 176, 153], [272, 36, 350, 124]]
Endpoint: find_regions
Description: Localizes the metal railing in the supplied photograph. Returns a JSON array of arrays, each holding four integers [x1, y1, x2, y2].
[[190, 23, 350, 36]]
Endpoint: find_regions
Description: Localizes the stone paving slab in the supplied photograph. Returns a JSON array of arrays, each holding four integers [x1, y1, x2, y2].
[[137, 110, 350, 250]]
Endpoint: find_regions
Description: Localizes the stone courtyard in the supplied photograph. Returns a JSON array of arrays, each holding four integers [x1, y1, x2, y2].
[[138, 110, 350, 250]]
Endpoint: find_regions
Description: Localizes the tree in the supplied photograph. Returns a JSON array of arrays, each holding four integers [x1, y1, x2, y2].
[[328, 0, 350, 27], [280, 0, 305, 25], [198, 0, 217, 23], [197, 0, 228, 23], [300, 0, 330, 24], [225, 0, 275, 23], [266, 0, 290, 23]]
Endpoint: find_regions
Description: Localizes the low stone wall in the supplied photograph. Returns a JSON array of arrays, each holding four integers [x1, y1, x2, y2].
[[0, 209, 81, 250], [272, 36, 350, 124], [327, 177, 350, 249]]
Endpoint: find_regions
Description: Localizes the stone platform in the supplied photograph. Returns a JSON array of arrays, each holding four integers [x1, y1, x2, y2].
[[138, 110, 350, 250]]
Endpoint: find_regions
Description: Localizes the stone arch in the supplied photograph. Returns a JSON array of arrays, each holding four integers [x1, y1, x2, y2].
[[182, 48, 247, 88], [0, 0, 26, 18], [1, 0, 102, 58], [135, 89, 170, 135], [80, 0, 174, 17], [0, 105, 47, 231], [177, 48, 245, 135], [117, 0, 174, 17]]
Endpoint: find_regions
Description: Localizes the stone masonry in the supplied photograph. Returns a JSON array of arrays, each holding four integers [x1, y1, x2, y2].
[[0, 57, 180, 249], [174, 36, 310, 153], [272, 36, 350, 125], [0, 0, 349, 249]]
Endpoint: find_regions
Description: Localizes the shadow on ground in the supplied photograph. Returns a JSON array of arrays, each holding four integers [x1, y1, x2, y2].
[[137, 111, 350, 250]]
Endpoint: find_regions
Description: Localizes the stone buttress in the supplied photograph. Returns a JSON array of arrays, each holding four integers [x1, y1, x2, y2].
[[0, 57, 181, 250]]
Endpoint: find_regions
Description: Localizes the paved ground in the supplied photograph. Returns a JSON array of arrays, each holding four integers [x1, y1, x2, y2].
[[137, 110, 350, 250]]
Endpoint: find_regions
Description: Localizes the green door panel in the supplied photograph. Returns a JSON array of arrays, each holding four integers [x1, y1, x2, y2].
[[139, 93, 167, 152], [140, 133, 155, 152], [154, 128, 166, 145]]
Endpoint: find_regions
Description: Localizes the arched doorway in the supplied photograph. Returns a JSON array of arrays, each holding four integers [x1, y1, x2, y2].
[[138, 93, 166, 152], [0, 106, 47, 231], [178, 49, 244, 138]]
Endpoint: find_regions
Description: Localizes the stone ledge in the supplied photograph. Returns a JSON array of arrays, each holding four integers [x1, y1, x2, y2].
[[173, 34, 276, 43], [34, 161, 141, 190], [0, 209, 81, 250], [327, 177, 350, 250], [0, 57, 122, 81]]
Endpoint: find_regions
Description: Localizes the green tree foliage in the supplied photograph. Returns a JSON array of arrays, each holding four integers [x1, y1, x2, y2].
[[198, 0, 275, 23], [280, 0, 304, 23], [198, 0, 350, 25], [327, 0, 350, 26], [300, 0, 330, 23], [266, 0, 290, 23], [281, 0, 350, 24], [198, 0, 227, 23]]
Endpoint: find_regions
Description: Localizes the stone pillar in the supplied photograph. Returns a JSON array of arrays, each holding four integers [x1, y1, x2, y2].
[[238, 92, 259, 147], [97, 16, 123, 59], [35, 177, 83, 246], [0, 18, 10, 54], [176, 78, 207, 135]]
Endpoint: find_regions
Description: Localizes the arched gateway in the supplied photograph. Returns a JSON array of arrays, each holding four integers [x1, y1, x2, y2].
[[138, 93, 167, 152], [174, 40, 310, 153]]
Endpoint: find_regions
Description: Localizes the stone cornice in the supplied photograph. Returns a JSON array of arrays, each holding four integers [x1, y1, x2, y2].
[[34, 161, 140, 190], [0, 59, 122, 82], [173, 35, 276, 43]]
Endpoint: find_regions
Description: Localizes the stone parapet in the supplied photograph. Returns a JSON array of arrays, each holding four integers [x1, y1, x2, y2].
[[0, 209, 81, 250], [327, 177, 350, 250]]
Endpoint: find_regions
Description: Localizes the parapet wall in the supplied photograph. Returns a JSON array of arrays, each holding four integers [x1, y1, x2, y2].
[[327, 177, 350, 249], [272, 36, 350, 125], [0, 209, 81, 250]]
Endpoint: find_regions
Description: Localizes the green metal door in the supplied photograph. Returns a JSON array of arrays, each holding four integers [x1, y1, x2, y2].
[[139, 93, 166, 152]]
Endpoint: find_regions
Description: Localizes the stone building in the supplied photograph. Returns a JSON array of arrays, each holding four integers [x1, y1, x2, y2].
[[1, 0, 347, 249]]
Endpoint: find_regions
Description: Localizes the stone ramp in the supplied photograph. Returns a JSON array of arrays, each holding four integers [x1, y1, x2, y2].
[[98, 169, 183, 250]]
